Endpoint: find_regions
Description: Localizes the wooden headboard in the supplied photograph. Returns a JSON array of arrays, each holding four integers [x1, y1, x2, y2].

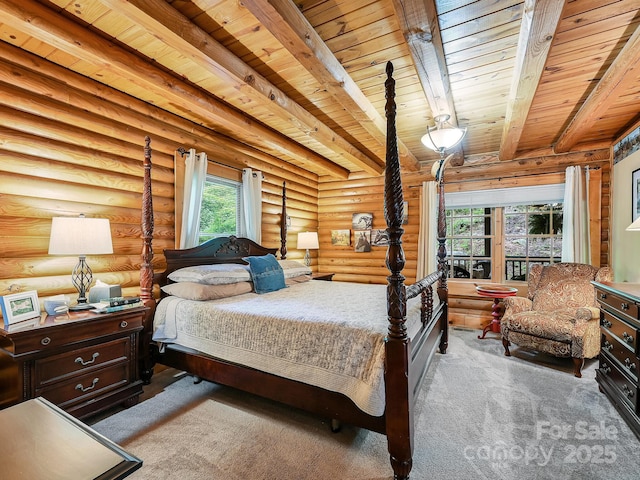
[[157, 236, 278, 287]]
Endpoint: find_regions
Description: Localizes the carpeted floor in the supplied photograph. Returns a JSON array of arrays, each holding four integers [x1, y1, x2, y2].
[[92, 328, 640, 479]]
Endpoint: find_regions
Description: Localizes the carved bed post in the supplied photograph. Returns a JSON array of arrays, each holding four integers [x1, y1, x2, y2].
[[437, 168, 449, 354], [139, 135, 155, 383], [383, 61, 412, 480], [280, 181, 287, 260]]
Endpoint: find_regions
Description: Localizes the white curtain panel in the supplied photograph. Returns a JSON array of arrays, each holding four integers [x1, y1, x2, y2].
[[562, 165, 591, 263], [417, 181, 438, 279], [179, 149, 208, 249], [242, 168, 263, 244]]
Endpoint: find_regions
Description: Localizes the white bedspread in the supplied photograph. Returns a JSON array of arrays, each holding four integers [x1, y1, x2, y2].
[[153, 280, 437, 416]]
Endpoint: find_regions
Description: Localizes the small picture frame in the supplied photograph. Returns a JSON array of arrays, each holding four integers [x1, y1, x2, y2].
[[1, 290, 40, 327], [633, 168, 640, 222], [354, 230, 371, 252], [371, 229, 390, 246], [352, 213, 373, 230], [331, 229, 351, 246]]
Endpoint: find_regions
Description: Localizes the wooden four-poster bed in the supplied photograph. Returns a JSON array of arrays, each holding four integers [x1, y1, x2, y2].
[[137, 63, 449, 480]]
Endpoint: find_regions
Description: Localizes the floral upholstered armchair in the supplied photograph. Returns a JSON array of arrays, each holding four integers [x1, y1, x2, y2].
[[500, 262, 612, 377]]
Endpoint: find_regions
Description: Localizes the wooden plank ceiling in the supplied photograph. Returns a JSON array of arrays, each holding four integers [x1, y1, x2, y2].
[[0, 0, 638, 178]]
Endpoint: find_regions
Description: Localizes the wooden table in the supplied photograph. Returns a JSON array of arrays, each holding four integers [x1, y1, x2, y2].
[[476, 284, 518, 339], [0, 397, 142, 479]]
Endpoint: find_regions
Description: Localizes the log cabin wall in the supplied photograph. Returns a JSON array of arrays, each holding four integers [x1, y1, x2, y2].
[[0, 41, 318, 309], [319, 151, 611, 330]]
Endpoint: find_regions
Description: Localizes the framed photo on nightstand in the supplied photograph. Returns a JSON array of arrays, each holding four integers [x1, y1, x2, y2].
[[1, 290, 40, 327]]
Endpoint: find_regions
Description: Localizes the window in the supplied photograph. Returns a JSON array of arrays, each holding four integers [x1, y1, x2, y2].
[[504, 204, 563, 281], [445, 208, 493, 279], [445, 203, 563, 281], [198, 175, 243, 244]]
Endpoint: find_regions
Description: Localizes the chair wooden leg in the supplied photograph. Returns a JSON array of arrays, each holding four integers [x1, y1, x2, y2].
[[572, 357, 583, 378], [502, 337, 511, 356]]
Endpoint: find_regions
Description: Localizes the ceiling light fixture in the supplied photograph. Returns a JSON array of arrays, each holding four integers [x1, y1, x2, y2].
[[422, 114, 467, 182], [421, 114, 467, 153]]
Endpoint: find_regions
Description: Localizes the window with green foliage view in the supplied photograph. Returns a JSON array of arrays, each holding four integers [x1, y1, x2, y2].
[[198, 176, 242, 244], [445, 203, 563, 282]]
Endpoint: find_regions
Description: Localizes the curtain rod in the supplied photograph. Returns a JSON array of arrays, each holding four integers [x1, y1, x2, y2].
[[176, 146, 243, 172]]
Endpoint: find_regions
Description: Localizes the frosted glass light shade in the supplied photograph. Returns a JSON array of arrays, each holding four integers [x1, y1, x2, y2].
[[421, 114, 466, 152], [48, 217, 114, 255], [297, 231, 319, 250]]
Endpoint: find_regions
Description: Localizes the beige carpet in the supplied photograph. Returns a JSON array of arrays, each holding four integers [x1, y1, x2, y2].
[[93, 329, 640, 479]]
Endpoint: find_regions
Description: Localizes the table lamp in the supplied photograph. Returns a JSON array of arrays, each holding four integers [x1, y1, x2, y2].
[[48, 215, 113, 310], [297, 231, 319, 267]]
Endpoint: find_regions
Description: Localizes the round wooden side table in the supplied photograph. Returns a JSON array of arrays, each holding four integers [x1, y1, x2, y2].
[[475, 284, 518, 339]]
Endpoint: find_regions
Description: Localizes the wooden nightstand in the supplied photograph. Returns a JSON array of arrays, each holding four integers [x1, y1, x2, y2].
[[312, 272, 335, 281], [0, 306, 145, 419]]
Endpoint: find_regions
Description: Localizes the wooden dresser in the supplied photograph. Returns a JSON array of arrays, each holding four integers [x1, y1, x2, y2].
[[593, 281, 640, 439], [0, 307, 145, 419]]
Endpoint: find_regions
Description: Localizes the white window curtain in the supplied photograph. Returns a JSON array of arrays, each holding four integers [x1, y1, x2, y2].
[[417, 181, 438, 279], [242, 168, 262, 243], [179, 149, 208, 249], [562, 166, 591, 263]]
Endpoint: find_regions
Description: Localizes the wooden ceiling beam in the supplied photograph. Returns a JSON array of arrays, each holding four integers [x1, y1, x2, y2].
[[499, 0, 565, 161], [555, 23, 640, 153], [390, 0, 464, 165], [1, 0, 350, 179], [95, 0, 383, 175], [241, 0, 418, 172]]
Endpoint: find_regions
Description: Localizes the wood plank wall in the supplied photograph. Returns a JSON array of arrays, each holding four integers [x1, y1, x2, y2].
[[0, 41, 317, 310]]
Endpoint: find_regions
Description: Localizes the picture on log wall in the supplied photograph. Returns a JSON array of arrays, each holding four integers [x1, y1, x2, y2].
[[331, 230, 351, 246], [352, 213, 373, 230], [371, 229, 390, 246], [354, 230, 371, 252]]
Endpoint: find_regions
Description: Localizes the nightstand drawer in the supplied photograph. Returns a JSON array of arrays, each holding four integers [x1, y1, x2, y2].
[[602, 330, 639, 380], [601, 311, 639, 353], [7, 312, 143, 356], [35, 337, 131, 386], [38, 363, 130, 408]]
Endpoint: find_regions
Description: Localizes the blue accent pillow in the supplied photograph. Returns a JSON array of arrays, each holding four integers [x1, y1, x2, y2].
[[243, 254, 286, 294]]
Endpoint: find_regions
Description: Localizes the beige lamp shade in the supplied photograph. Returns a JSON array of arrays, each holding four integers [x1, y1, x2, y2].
[[297, 231, 319, 250], [48, 217, 113, 255]]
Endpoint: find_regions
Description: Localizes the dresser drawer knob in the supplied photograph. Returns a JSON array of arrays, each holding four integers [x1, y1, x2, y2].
[[40, 337, 51, 346], [625, 358, 637, 371], [603, 341, 613, 352], [601, 319, 612, 328], [600, 293, 607, 300], [120, 321, 128, 328], [75, 352, 99, 366], [600, 362, 611, 375], [621, 302, 630, 311], [75, 378, 99, 393], [622, 384, 635, 398], [623, 332, 634, 344]]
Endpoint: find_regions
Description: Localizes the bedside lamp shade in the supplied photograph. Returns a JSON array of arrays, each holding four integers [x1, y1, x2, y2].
[[48, 216, 113, 308], [297, 232, 319, 267]]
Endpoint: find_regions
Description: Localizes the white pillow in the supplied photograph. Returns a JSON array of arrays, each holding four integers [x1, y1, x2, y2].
[[161, 281, 253, 300], [278, 260, 312, 279], [167, 264, 251, 285]]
